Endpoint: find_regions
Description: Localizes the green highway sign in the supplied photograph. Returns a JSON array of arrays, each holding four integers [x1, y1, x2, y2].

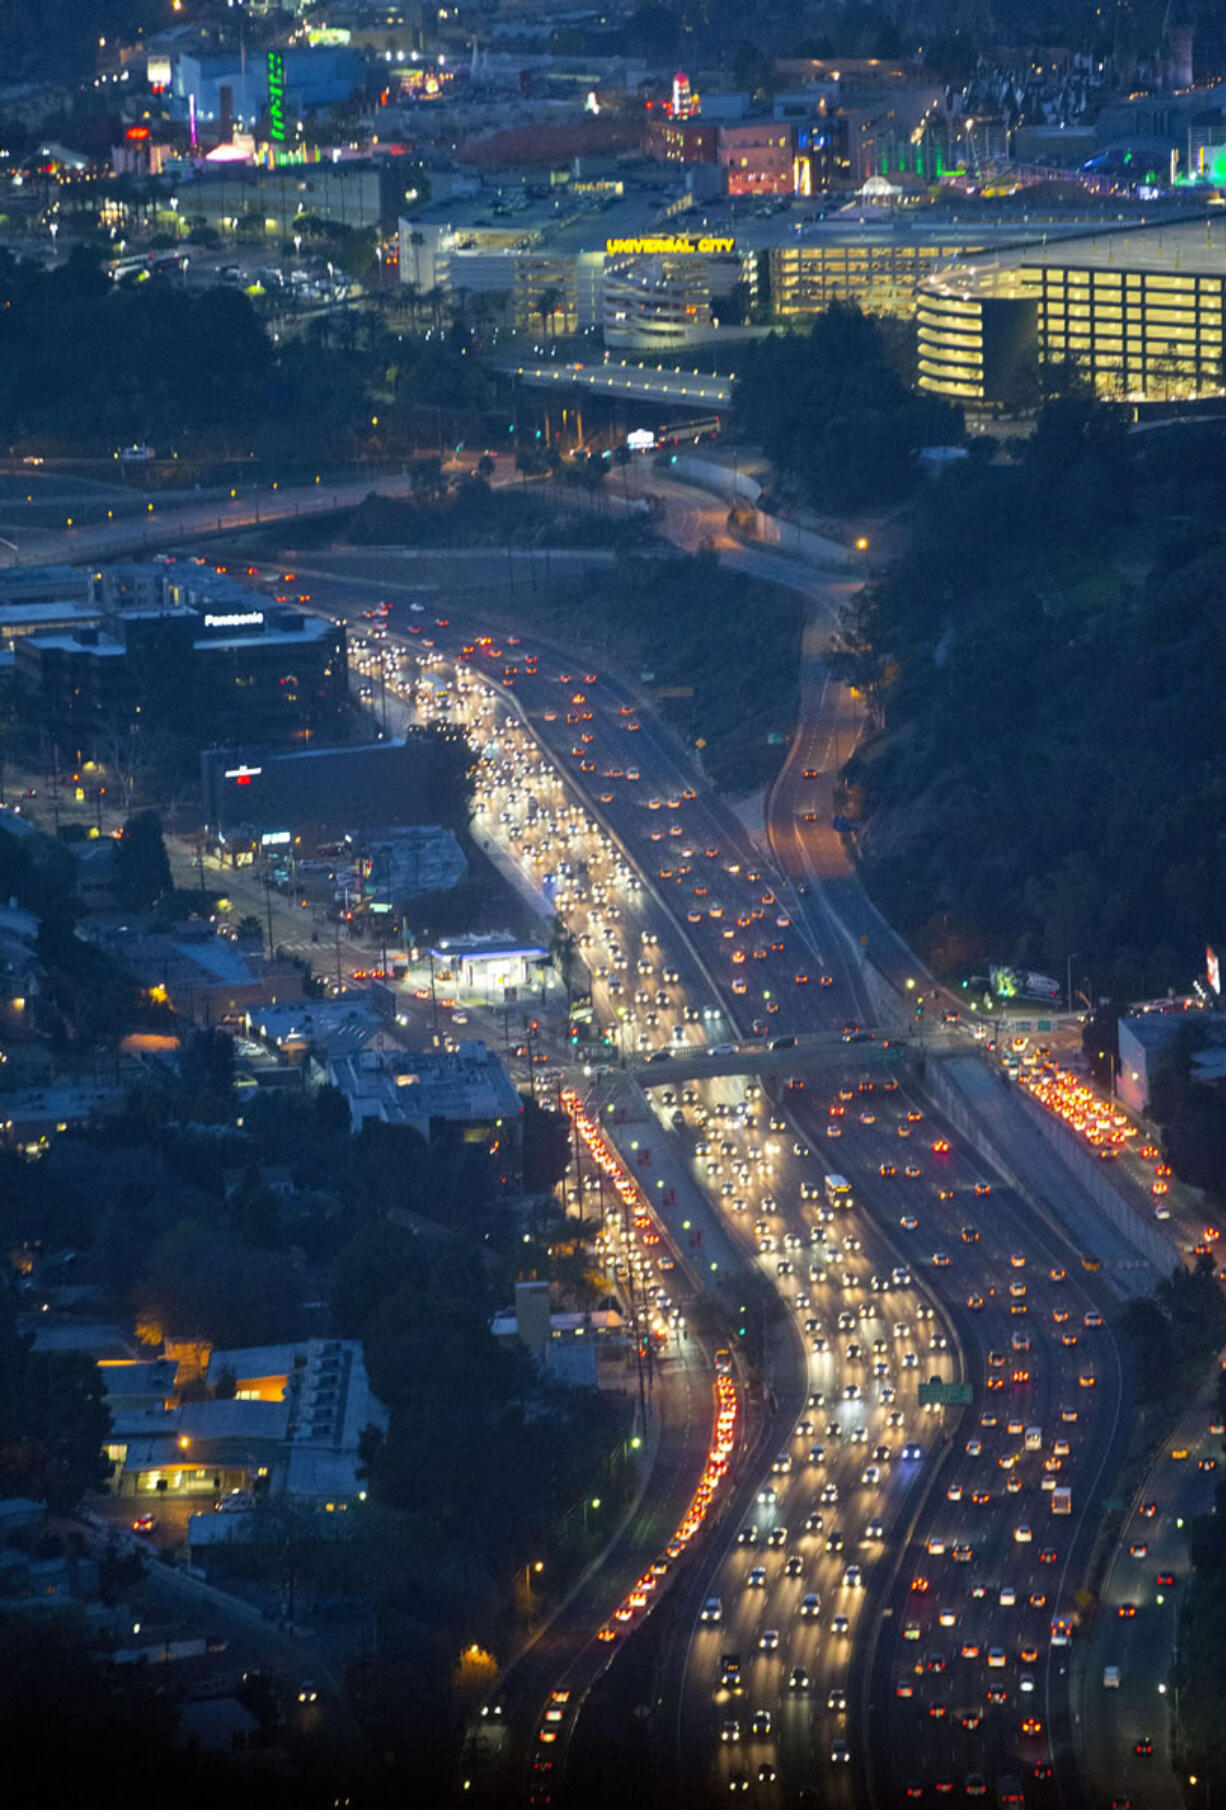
[[918, 1381, 974, 1407]]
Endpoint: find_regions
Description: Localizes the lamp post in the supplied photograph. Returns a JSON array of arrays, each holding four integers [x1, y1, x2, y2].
[[1066, 951, 1078, 1016]]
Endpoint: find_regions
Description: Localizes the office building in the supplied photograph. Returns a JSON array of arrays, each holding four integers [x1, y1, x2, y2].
[[12, 563, 348, 759]]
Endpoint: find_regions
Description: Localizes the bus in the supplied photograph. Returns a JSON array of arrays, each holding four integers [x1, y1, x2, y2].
[[824, 1174, 854, 1209], [1052, 1486, 1072, 1515]]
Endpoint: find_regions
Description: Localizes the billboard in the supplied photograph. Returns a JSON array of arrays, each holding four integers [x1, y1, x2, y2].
[[989, 964, 1061, 1003]]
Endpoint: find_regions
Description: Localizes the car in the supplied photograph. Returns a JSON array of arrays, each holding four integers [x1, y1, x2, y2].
[[799, 1593, 821, 1618], [1117, 1602, 1137, 1618], [746, 1567, 767, 1589], [902, 1443, 923, 1461], [1134, 1739, 1154, 1757], [1156, 1572, 1175, 1587], [974, 1182, 991, 1196], [827, 1687, 847, 1712], [750, 1709, 772, 1737], [758, 1628, 779, 1651], [297, 1680, 319, 1704], [727, 1773, 749, 1794], [756, 1763, 777, 1785], [831, 1741, 850, 1764], [131, 1513, 158, 1534], [701, 1597, 723, 1623], [831, 1613, 850, 1634], [900, 1214, 919, 1230], [787, 1667, 809, 1691], [932, 1251, 951, 1267], [721, 1720, 742, 1744]]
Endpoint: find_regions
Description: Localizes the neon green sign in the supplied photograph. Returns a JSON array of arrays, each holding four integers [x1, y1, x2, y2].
[[268, 52, 286, 144]]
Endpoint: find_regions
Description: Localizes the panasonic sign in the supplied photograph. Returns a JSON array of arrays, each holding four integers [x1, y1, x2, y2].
[[204, 610, 265, 630]]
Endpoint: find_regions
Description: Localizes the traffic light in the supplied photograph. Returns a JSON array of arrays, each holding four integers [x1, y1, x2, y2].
[[915, 994, 925, 1021]]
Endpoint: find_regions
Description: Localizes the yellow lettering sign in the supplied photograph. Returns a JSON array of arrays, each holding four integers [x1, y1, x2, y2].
[[604, 235, 736, 257]]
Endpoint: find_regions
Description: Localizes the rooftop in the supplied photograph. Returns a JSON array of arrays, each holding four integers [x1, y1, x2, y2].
[[922, 211, 1226, 296]]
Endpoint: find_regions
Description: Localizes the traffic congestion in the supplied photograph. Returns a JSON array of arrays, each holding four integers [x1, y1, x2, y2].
[[340, 582, 1133, 1810]]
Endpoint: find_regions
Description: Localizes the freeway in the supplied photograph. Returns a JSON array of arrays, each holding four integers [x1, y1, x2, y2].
[[336, 584, 1137, 1810], [1075, 1374, 1224, 1810], [213, 466, 1156, 1808], [259, 547, 1144, 1807]]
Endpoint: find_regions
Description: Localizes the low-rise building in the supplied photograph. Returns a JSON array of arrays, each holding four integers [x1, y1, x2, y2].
[[1116, 1007, 1226, 1114], [326, 1036, 522, 1162], [90, 922, 305, 1028], [110, 1336, 387, 1510]]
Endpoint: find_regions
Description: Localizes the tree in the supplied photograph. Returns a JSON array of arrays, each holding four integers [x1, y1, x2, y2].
[[114, 810, 172, 909], [134, 1219, 302, 1348], [535, 285, 564, 337], [521, 1095, 572, 1194], [0, 1298, 111, 1511], [548, 914, 581, 1004], [178, 1028, 235, 1121]]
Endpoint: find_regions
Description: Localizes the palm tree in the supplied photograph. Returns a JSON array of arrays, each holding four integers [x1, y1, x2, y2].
[[548, 915, 581, 1006], [536, 285, 563, 337]]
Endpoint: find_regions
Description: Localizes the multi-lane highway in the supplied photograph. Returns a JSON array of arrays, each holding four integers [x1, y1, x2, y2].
[[320, 569, 1147, 1810]]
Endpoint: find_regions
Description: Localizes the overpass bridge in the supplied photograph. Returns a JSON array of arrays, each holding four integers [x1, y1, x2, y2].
[[496, 358, 733, 412], [624, 1028, 968, 1087]]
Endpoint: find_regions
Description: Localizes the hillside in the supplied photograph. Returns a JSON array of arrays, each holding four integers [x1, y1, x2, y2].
[[839, 400, 1226, 995]]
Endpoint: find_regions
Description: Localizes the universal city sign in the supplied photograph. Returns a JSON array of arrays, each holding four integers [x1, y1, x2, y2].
[[204, 610, 265, 629], [605, 235, 736, 256]]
